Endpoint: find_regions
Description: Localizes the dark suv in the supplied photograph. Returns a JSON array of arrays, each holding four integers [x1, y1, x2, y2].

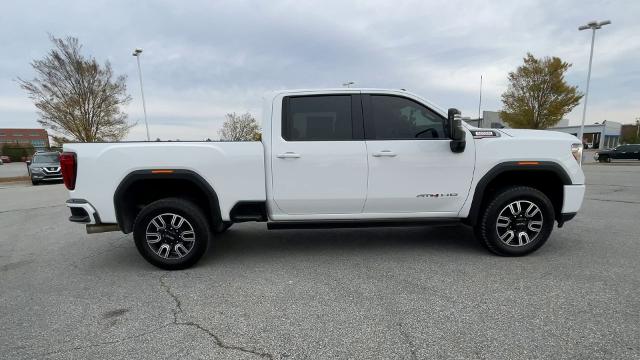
[[594, 144, 640, 162], [27, 152, 62, 185]]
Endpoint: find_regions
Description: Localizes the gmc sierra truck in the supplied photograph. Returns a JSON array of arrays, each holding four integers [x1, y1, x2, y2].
[[61, 88, 585, 270]]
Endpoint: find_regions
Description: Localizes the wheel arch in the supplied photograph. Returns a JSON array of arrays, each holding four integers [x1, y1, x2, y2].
[[466, 161, 571, 226], [114, 169, 223, 234]]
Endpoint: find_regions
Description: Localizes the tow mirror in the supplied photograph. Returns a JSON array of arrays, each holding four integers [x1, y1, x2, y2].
[[447, 108, 466, 153]]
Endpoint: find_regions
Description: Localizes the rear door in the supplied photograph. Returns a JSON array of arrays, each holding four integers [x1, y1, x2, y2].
[[362, 93, 475, 214], [271, 94, 368, 215]]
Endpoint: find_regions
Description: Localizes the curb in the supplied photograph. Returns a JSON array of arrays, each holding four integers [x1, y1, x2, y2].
[[0, 176, 30, 183]]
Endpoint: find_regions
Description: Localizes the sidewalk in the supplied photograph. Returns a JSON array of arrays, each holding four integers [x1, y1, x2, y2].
[[0, 162, 29, 183]]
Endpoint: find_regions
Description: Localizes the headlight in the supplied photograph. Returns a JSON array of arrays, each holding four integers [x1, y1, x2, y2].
[[571, 143, 583, 163], [31, 167, 43, 172]]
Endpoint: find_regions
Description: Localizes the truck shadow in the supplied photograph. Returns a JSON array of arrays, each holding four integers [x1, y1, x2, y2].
[[203, 223, 484, 265]]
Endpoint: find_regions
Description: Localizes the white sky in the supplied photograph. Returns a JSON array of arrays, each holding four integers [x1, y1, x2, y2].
[[1, 0, 638, 140]]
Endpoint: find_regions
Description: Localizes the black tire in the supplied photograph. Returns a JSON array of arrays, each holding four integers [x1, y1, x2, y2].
[[475, 186, 555, 256], [31, 178, 39, 185], [133, 198, 210, 270]]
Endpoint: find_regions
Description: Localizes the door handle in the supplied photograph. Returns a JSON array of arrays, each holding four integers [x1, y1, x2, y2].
[[276, 152, 301, 159], [372, 150, 397, 157]]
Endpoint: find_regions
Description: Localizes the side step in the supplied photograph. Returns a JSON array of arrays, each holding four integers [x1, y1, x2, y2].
[[267, 218, 461, 230]]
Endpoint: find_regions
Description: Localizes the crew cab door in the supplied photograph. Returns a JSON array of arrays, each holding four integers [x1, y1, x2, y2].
[[270, 94, 368, 215], [362, 93, 474, 214]]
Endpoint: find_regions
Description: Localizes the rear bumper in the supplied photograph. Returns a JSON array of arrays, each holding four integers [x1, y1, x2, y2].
[[32, 174, 63, 181], [66, 199, 99, 224], [562, 185, 585, 214]]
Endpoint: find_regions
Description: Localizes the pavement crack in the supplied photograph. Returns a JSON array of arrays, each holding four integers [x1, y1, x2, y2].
[[397, 323, 417, 360], [159, 274, 183, 322], [586, 197, 640, 204], [180, 321, 274, 359], [159, 274, 274, 359]]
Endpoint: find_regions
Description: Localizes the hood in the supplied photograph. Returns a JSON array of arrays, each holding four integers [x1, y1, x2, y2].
[[30, 162, 60, 168], [498, 128, 579, 141]]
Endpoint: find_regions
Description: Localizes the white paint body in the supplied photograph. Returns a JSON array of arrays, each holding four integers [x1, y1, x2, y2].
[[64, 88, 585, 225]]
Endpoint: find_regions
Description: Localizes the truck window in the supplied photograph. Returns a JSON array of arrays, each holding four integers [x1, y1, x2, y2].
[[283, 95, 353, 141], [367, 95, 446, 140]]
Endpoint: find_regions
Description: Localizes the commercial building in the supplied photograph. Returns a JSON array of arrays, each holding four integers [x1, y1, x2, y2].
[[0, 128, 50, 151], [549, 120, 622, 149]]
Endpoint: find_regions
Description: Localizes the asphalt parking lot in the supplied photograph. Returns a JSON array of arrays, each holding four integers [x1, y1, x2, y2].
[[1, 163, 639, 359]]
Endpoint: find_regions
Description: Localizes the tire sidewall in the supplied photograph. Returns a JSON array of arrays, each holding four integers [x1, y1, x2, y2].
[[481, 187, 555, 256], [133, 199, 209, 270]]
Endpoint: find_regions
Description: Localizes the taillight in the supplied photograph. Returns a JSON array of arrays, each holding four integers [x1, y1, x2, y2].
[[59, 152, 77, 190]]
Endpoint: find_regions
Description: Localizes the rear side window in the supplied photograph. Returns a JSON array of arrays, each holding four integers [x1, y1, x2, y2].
[[283, 96, 353, 141], [367, 95, 446, 140]]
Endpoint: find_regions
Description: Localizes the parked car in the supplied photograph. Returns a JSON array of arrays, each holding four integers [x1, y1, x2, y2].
[[27, 151, 62, 185], [61, 88, 586, 270], [0, 155, 10, 163], [0, 158, 3, 165], [594, 144, 640, 162]]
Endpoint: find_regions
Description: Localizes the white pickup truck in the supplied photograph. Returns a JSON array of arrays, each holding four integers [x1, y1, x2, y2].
[[61, 88, 585, 269]]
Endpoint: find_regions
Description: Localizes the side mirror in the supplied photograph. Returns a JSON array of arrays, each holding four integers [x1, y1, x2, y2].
[[447, 108, 466, 153]]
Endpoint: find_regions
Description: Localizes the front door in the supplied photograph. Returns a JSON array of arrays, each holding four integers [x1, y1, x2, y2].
[[362, 93, 475, 214], [271, 94, 368, 215]]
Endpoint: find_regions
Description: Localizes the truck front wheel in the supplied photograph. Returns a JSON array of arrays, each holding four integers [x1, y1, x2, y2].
[[133, 198, 210, 270], [475, 186, 555, 256]]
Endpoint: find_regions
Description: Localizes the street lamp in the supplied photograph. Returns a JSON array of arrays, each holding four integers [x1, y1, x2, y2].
[[577, 20, 611, 156], [132, 48, 150, 141], [342, 81, 355, 88]]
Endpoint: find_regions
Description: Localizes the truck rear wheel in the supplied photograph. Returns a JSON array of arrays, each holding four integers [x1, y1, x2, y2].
[[475, 186, 555, 256], [133, 198, 210, 270]]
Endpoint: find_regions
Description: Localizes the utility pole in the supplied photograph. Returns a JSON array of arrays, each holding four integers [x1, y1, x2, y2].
[[132, 48, 150, 141]]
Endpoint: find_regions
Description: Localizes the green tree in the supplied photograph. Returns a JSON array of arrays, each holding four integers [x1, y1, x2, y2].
[[18, 35, 133, 142], [500, 53, 583, 129], [218, 112, 261, 141]]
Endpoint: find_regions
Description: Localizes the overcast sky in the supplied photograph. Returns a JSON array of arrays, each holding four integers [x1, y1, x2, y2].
[[1, 0, 638, 140]]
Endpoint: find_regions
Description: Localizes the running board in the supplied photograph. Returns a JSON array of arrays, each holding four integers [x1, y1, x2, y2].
[[266, 218, 461, 230]]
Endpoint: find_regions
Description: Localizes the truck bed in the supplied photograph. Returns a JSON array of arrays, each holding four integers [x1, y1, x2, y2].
[[63, 141, 266, 223]]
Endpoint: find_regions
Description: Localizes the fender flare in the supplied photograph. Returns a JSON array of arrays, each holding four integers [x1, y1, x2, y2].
[[113, 169, 222, 233], [466, 161, 571, 225]]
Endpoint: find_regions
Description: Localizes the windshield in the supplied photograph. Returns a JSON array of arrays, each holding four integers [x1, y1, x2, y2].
[[32, 154, 59, 163]]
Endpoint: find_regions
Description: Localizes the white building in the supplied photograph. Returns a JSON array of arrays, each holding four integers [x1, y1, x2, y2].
[[549, 120, 622, 149]]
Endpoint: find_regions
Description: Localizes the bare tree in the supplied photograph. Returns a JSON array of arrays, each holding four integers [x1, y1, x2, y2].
[[218, 112, 261, 141], [18, 35, 133, 143]]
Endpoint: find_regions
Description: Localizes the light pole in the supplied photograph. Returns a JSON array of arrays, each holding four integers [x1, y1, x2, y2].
[[478, 75, 483, 123], [342, 81, 355, 88], [577, 20, 611, 153], [132, 48, 150, 141]]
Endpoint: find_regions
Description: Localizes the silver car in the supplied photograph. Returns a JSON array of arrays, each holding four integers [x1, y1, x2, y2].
[[27, 152, 62, 185]]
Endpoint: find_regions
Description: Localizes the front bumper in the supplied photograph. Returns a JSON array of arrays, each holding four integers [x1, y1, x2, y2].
[[562, 185, 586, 214], [66, 199, 99, 224]]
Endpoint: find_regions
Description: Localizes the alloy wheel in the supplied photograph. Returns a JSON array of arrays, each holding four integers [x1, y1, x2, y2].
[[495, 200, 544, 247], [145, 213, 196, 259]]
